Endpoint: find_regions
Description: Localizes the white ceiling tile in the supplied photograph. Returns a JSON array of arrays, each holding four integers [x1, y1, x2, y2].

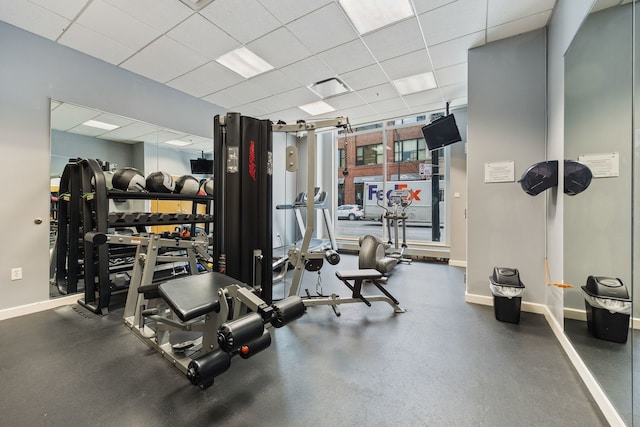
[[251, 87, 319, 114], [200, 0, 281, 44], [280, 56, 335, 87], [379, 49, 432, 81], [317, 39, 376, 74], [418, 0, 487, 45], [439, 82, 467, 100], [409, 100, 450, 115], [29, 0, 89, 20], [370, 98, 409, 114], [341, 64, 389, 91], [121, 36, 209, 83], [247, 27, 312, 68], [428, 30, 485, 69], [68, 124, 110, 138], [102, 122, 161, 141], [51, 103, 101, 131], [487, 0, 555, 27], [93, 112, 136, 128], [265, 107, 312, 123], [102, 0, 193, 33], [233, 102, 271, 119], [412, 0, 457, 15], [257, 0, 333, 24], [286, 2, 358, 54], [75, 0, 161, 50], [167, 61, 245, 98], [0, 1, 70, 40], [357, 83, 399, 103], [204, 80, 272, 109], [434, 62, 467, 87], [167, 13, 241, 60], [339, 104, 377, 120], [403, 88, 444, 107], [325, 92, 365, 110], [487, 11, 551, 43], [59, 23, 135, 65], [362, 18, 425, 62], [248, 70, 301, 95]]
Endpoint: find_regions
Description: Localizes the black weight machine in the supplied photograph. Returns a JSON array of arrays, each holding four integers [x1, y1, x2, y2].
[[273, 118, 405, 315], [113, 113, 306, 389]]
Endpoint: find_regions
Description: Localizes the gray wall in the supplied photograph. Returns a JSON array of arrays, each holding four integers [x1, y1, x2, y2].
[[0, 21, 225, 310], [467, 29, 548, 304], [563, 5, 633, 312], [50, 129, 136, 175]]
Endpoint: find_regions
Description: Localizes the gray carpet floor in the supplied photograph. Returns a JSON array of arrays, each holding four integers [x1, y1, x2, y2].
[[0, 255, 606, 426]]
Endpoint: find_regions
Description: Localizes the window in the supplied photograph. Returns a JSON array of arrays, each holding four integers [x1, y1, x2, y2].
[[356, 144, 383, 165], [394, 138, 427, 162], [338, 148, 346, 168]]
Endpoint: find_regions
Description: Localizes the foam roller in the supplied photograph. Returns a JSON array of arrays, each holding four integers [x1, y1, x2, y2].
[[271, 296, 306, 328], [217, 312, 264, 353], [239, 330, 272, 359], [186, 349, 231, 390]]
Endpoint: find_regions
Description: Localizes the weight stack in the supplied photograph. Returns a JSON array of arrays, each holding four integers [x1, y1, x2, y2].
[[214, 113, 273, 304]]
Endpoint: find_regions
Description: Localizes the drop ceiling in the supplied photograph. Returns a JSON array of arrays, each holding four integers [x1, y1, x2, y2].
[[2, 0, 557, 128]]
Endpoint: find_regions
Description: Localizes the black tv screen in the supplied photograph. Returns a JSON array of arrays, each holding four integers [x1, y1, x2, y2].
[[190, 158, 213, 175], [421, 114, 462, 151]]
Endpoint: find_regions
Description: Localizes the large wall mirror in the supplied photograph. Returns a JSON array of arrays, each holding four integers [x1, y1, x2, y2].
[[563, 1, 635, 425], [48, 100, 214, 299]]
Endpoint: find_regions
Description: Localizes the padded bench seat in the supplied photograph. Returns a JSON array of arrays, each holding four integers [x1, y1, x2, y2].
[[158, 272, 244, 322], [336, 269, 382, 281]]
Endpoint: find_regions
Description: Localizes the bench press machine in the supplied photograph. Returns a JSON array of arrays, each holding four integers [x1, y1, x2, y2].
[[90, 231, 305, 389], [128, 272, 304, 390], [272, 118, 405, 315]]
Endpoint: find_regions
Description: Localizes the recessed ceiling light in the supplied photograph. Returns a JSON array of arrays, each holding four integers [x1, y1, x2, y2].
[[178, 0, 215, 11], [216, 47, 274, 79], [165, 139, 193, 147], [392, 72, 437, 95], [83, 120, 120, 131], [298, 100, 336, 116], [309, 78, 351, 98], [339, 0, 414, 35]]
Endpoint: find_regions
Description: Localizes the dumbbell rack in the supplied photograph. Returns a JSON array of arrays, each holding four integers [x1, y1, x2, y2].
[[55, 158, 214, 315]]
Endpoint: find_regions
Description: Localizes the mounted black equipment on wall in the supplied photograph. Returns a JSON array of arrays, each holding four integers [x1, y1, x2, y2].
[[564, 160, 592, 196], [519, 160, 558, 196], [421, 113, 462, 151], [190, 158, 213, 175]]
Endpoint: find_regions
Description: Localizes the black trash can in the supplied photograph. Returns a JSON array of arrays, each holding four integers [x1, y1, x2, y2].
[[489, 267, 525, 324], [582, 276, 631, 343]]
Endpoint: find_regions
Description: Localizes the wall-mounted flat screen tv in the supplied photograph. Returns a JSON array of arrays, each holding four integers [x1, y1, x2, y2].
[[190, 158, 213, 175], [421, 114, 462, 151]]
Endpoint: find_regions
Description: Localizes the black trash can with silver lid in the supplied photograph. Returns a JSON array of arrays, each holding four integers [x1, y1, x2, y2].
[[582, 276, 631, 343], [489, 267, 525, 324]]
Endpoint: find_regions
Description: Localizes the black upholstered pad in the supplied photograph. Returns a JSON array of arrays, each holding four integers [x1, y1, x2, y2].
[[158, 272, 242, 322], [336, 269, 382, 280]]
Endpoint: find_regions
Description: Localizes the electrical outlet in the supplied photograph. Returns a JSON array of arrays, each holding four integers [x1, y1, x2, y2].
[[11, 267, 22, 281]]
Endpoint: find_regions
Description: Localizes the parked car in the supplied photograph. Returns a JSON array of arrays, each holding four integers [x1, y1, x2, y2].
[[337, 204, 364, 220]]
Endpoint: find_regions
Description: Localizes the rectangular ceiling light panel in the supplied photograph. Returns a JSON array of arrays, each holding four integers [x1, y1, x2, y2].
[[216, 47, 274, 79], [83, 119, 120, 131], [298, 100, 336, 116], [165, 139, 193, 146], [339, 0, 414, 34], [392, 72, 437, 95]]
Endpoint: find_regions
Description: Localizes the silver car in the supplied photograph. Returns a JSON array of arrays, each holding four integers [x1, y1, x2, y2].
[[337, 204, 363, 221]]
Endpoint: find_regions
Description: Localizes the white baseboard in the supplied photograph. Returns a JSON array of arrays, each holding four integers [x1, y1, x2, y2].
[[564, 306, 640, 329], [544, 307, 626, 427], [0, 294, 80, 322], [448, 259, 467, 268], [464, 292, 545, 314]]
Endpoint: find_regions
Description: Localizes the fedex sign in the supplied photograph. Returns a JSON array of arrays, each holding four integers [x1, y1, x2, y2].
[[367, 183, 422, 202]]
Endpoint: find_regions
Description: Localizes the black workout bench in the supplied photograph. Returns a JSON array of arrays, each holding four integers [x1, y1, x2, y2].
[[301, 268, 405, 315]]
